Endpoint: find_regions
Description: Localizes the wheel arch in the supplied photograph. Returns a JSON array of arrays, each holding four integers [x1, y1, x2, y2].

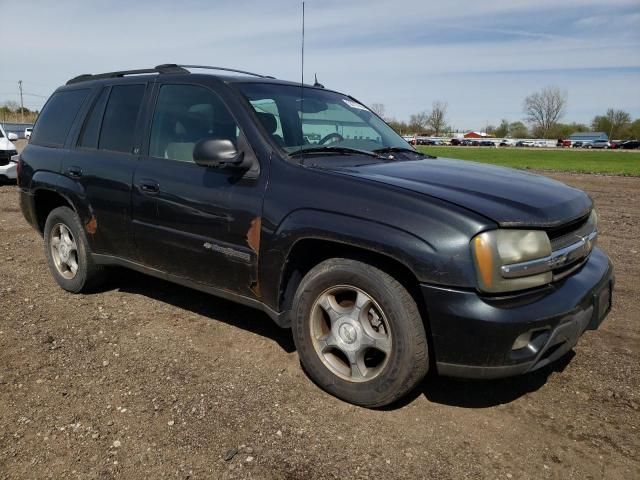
[[278, 237, 426, 317], [30, 171, 92, 235]]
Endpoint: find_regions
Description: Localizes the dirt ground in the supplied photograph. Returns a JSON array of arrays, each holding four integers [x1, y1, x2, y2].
[[0, 168, 638, 479]]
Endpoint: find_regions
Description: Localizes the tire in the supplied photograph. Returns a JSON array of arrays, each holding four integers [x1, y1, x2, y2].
[[44, 206, 105, 293], [291, 258, 429, 407]]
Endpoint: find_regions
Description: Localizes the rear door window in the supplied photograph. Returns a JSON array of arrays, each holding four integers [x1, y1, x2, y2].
[[99, 84, 145, 154], [30, 89, 90, 147]]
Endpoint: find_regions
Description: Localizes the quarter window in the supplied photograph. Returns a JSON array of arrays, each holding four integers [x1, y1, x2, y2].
[[78, 88, 109, 149], [149, 84, 240, 163], [30, 89, 89, 147], [99, 84, 145, 153]]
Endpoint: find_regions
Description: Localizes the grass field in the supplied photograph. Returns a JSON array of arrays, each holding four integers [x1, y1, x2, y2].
[[416, 146, 640, 176]]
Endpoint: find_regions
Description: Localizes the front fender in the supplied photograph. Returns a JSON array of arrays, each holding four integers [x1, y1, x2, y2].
[[259, 209, 476, 310]]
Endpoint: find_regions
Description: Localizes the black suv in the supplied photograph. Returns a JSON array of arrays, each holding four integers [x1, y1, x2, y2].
[[18, 64, 613, 407]]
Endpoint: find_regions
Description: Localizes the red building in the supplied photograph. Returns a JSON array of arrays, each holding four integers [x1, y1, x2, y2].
[[464, 131, 494, 138]]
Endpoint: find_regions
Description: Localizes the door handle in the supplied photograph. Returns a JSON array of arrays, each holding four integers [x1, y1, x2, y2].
[[66, 166, 83, 178], [138, 179, 160, 194]]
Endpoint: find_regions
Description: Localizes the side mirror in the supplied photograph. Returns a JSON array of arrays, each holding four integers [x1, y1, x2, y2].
[[7, 133, 18, 141], [193, 139, 245, 168]]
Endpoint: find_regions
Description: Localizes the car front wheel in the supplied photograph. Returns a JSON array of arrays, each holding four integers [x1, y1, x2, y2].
[[291, 258, 429, 407]]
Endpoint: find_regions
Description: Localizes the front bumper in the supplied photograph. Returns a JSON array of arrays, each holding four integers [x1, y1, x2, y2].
[[0, 160, 17, 180], [422, 247, 614, 379]]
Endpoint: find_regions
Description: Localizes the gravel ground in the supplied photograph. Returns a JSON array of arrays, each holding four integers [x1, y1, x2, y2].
[[0, 170, 638, 479]]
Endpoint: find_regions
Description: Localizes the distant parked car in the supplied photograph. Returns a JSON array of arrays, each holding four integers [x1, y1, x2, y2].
[[572, 141, 584, 148], [0, 124, 18, 181], [516, 140, 534, 147], [479, 140, 496, 147], [499, 139, 514, 147], [588, 140, 611, 149], [581, 141, 595, 149], [533, 140, 548, 148], [557, 139, 572, 148], [460, 139, 474, 146], [25, 127, 33, 140], [450, 138, 462, 146], [620, 140, 640, 150]]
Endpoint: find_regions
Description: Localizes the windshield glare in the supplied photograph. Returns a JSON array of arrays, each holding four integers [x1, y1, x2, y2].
[[236, 83, 411, 156]]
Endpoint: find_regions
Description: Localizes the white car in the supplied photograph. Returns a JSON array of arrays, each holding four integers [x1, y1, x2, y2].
[[0, 124, 19, 181], [25, 127, 33, 139]]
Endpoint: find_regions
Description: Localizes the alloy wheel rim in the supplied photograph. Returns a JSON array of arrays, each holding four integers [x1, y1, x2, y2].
[[309, 285, 392, 383], [50, 223, 79, 280]]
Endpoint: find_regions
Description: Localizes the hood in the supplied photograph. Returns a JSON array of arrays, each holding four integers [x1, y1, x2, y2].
[[0, 137, 16, 151], [332, 157, 592, 228]]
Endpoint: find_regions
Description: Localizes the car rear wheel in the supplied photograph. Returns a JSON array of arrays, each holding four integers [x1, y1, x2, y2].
[[44, 206, 105, 293], [291, 258, 429, 407]]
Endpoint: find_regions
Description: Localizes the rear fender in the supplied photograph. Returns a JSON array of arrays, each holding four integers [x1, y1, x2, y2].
[[31, 170, 93, 227]]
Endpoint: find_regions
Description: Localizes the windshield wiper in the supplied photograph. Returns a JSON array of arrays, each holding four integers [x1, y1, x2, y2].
[[373, 146, 435, 159], [373, 146, 421, 154], [289, 146, 384, 159]]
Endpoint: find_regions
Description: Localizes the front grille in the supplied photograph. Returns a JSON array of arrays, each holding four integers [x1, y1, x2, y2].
[[547, 213, 589, 242], [548, 211, 597, 279], [550, 214, 594, 251]]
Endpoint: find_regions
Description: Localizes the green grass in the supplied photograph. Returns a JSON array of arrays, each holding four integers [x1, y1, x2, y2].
[[416, 146, 640, 176]]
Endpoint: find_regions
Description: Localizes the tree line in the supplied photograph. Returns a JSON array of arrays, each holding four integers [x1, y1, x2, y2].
[[378, 86, 640, 140], [1, 101, 39, 124]]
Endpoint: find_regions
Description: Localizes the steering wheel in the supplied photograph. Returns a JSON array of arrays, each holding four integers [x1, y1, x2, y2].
[[319, 133, 344, 145]]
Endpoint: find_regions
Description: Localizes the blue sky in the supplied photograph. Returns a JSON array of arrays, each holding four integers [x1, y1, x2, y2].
[[1, 0, 639, 130]]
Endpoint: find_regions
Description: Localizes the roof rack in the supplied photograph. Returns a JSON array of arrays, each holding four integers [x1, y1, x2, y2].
[[66, 63, 273, 85], [66, 64, 188, 85], [177, 65, 274, 79]]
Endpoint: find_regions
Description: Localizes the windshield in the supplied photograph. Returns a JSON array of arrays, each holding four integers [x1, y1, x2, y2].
[[235, 83, 412, 158]]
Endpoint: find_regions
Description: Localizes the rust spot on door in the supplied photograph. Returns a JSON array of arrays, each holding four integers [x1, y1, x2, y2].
[[246, 217, 261, 254], [85, 216, 98, 235], [250, 280, 262, 298]]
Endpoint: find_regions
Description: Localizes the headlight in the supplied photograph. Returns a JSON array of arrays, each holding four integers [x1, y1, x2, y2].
[[471, 230, 552, 293]]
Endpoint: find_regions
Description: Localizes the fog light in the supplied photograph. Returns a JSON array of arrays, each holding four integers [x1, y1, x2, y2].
[[512, 331, 532, 350]]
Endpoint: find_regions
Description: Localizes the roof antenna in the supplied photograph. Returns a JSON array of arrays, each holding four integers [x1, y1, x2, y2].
[[313, 73, 324, 89], [300, 2, 306, 149], [301, 1, 305, 88]]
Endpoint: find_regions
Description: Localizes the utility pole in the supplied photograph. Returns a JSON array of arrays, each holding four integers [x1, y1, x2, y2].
[[18, 80, 24, 124]]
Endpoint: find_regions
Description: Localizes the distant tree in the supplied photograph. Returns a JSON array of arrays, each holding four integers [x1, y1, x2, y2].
[[370, 103, 386, 119], [626, 119, 640, 140], [495, 119, 510, 138], [386, 118, 409, 135], [426, 101, 448, 137], [409, 111, 429, 133], [548, 122, 589, 139], [523, 86, 567, 138], [601, 109, 631, 140], [2, 100, 19, 111], [509, 121, 529, 138], [485, 124, 496, 136]]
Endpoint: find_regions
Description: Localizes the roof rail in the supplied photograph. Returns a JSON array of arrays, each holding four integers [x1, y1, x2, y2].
[[65, 64, 189, 85], [65, 63, 273, 85], [178, 65, 274, 79]]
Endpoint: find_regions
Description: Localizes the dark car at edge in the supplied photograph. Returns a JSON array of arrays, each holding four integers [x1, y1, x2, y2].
[[16, 64, 614, 407]]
